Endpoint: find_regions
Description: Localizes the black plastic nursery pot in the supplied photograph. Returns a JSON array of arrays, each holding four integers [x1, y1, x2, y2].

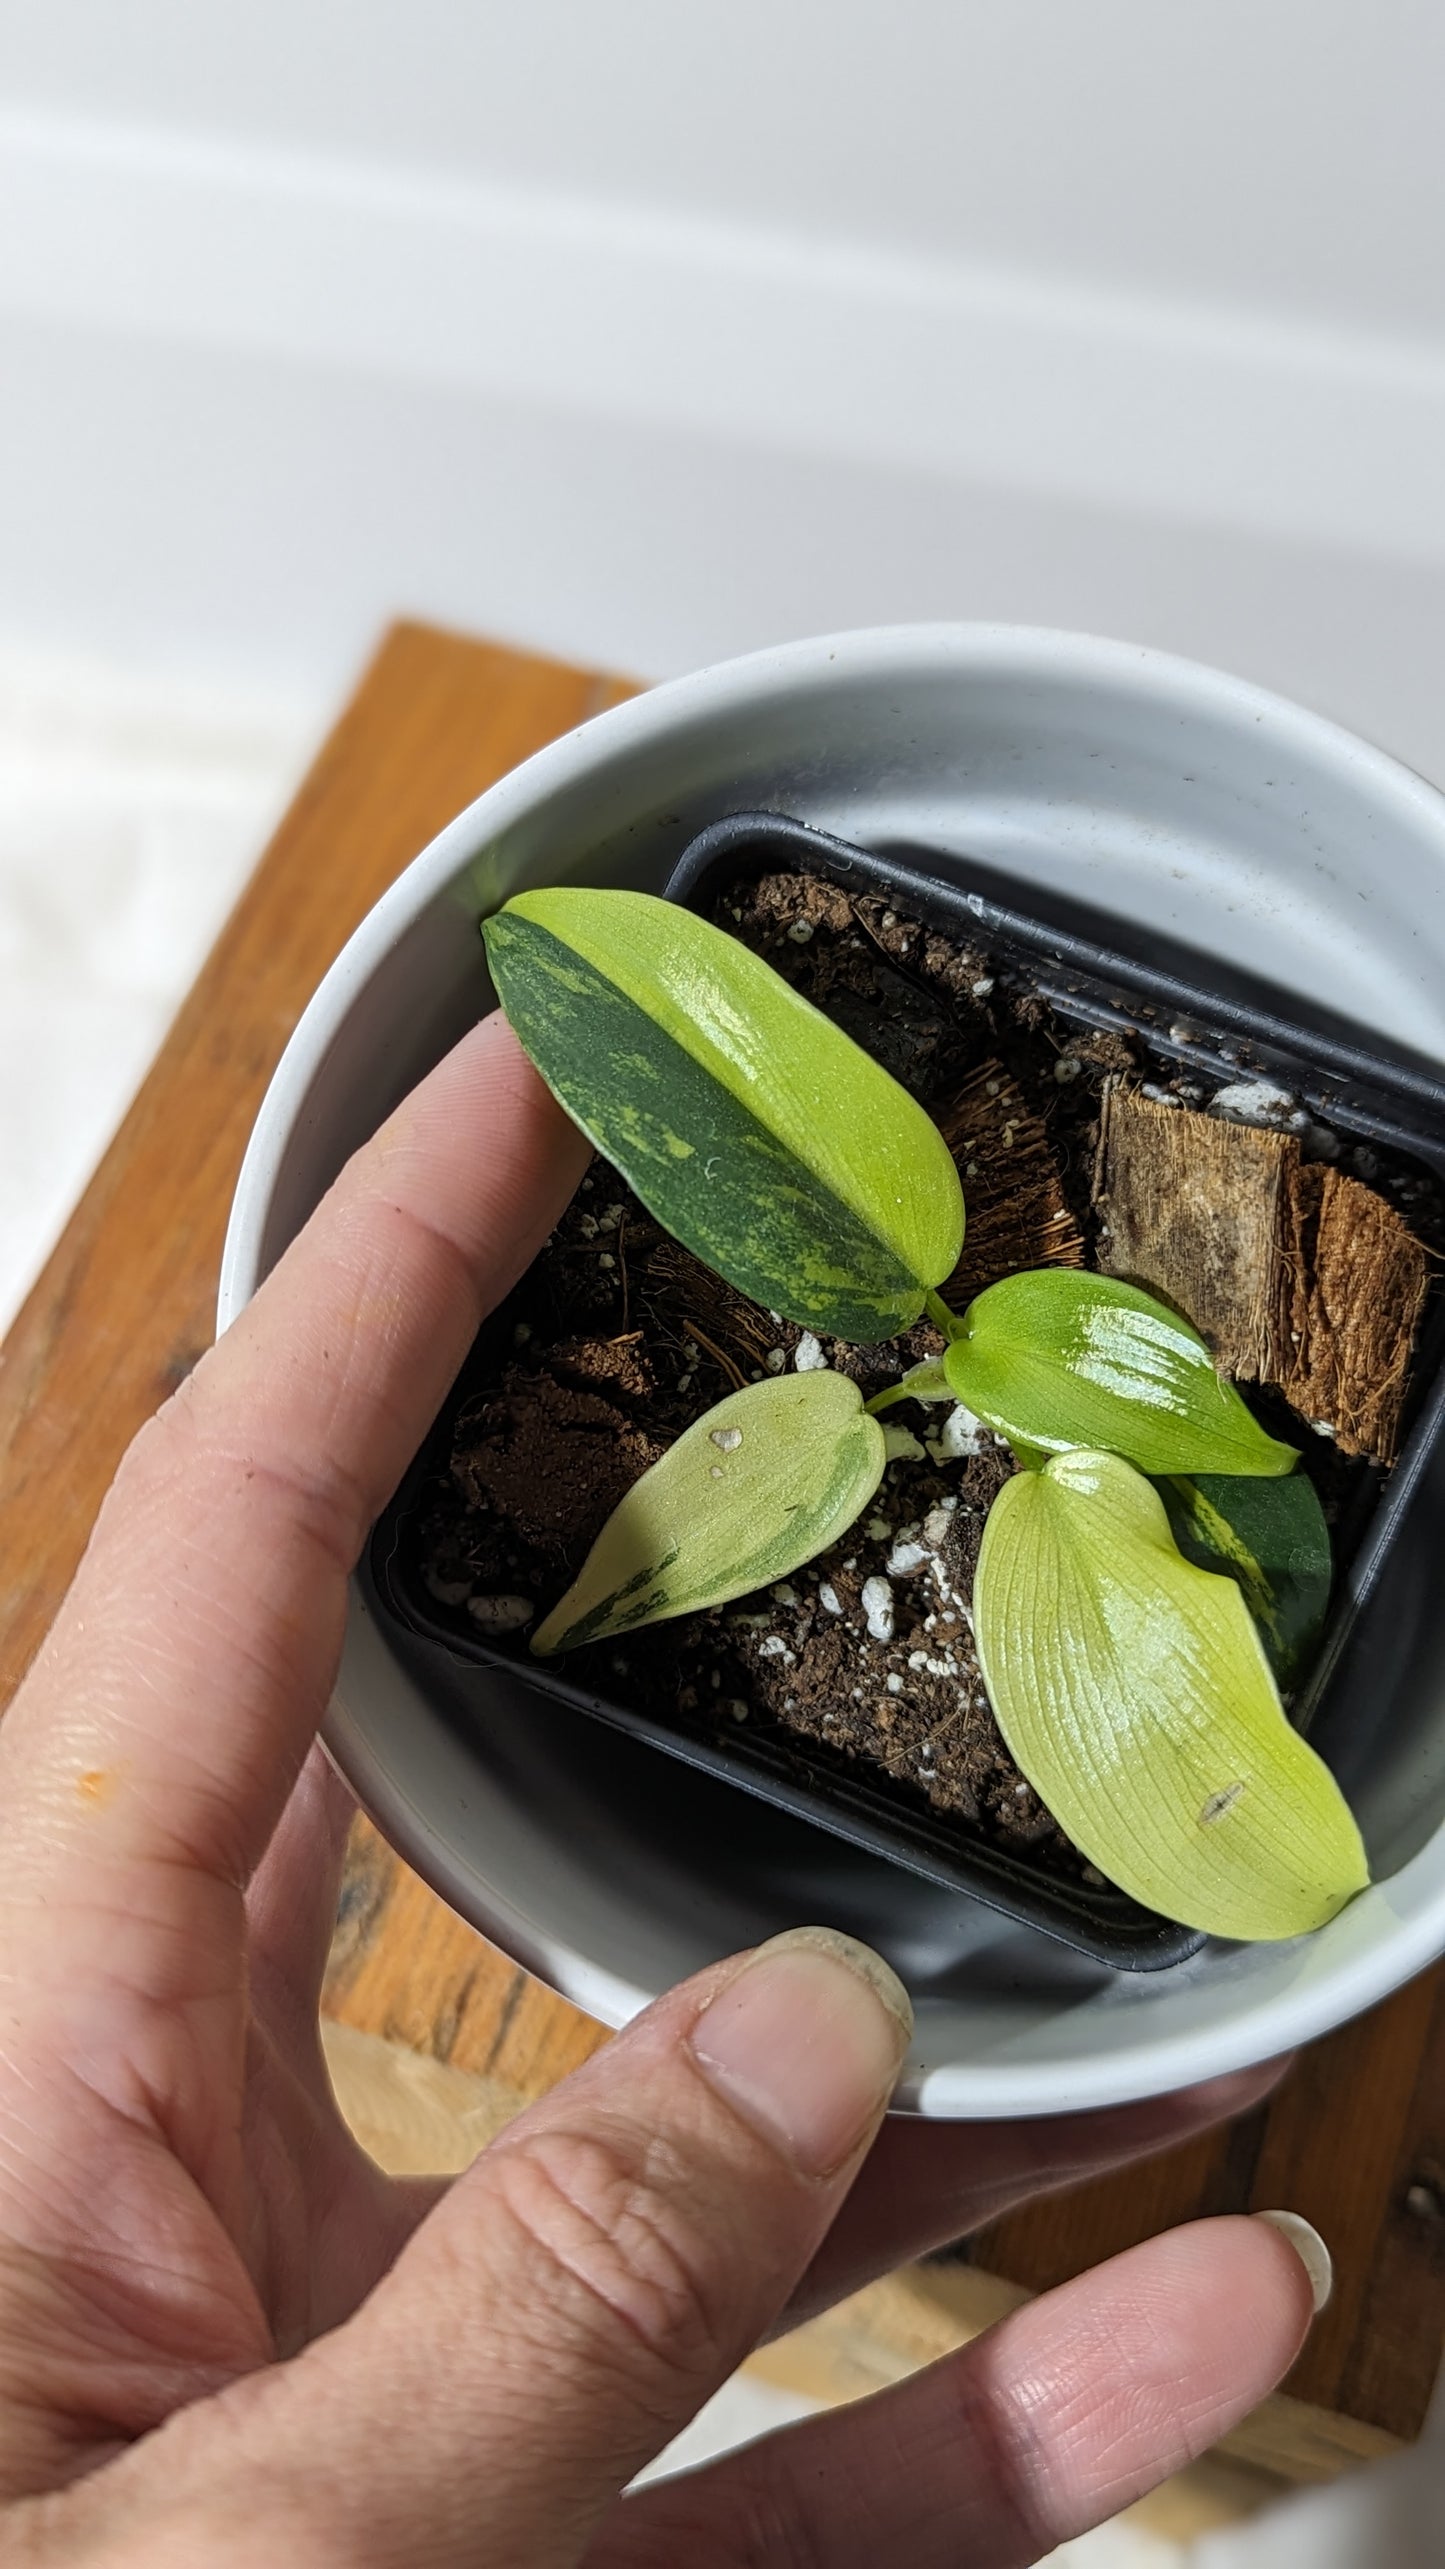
[[365, 812, 1445, 1972]]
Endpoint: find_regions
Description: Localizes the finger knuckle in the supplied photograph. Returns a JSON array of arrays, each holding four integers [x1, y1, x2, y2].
[[107, 1391, 198, 1515], [487, 2122, 734, 2393], [952, 2366, 1050, 2561]]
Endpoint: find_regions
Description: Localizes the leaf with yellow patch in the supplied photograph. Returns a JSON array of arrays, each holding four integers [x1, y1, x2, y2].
[[972, 1449, 1368, 1940], [483, 888, 963, 1340], [532, 1370, 885, 1654]]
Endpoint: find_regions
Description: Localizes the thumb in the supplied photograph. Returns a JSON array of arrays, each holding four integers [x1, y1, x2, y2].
[[165, 1928, 909, 2567]]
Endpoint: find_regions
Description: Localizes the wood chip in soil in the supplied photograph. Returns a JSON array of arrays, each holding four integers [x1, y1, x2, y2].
[[1095, 1082, 1430, 1461]]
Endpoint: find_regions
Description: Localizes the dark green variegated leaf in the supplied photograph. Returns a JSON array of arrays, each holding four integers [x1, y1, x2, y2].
[[1160, 1472, 1332, 1690], [973, 1450, 1368, 1941], [482, 888, 963, 1341], [531, 1370, 885, 1655], [943, 1269, 1297, 1478]]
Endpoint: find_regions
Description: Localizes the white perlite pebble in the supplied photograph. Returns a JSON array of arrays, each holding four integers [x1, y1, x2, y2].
[[881, 1423, 926, 1462], [794, 1331, 829, 1371], [1210, 1077, 1298, 1127], [466, 1593, 535, 1633], [923, 1500, 956, 1547], [861, 1575, 895, 1642], [866, 1515, 891, 1540], [886, 1673, 905, 1695], [764, 1347, 787, 1372], [818, 1582, 844, 1616], [758, 1635, 793, 1660], [928, 1404, 987, 1460], [710, 1425, 743, 1451], [887, 1538, 929, 1576]]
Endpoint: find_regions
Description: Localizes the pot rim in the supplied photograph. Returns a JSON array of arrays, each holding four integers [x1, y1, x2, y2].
[[220, 619, 1445, 1324]]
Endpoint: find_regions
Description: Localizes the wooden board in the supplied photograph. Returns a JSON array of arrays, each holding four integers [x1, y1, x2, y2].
[[1, 619, 1440, 2455]]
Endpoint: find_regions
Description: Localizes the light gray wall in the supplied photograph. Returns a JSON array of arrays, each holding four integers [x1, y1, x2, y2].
[[2, 3, 1443, 777], [6, 2, 1441, 335]]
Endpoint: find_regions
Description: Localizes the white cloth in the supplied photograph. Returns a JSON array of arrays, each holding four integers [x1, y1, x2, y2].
[[0, 645, 317, 1331]]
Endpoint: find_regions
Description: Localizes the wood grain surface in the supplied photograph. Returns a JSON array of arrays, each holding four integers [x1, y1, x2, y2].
[[0, 618, 1439, 2443]]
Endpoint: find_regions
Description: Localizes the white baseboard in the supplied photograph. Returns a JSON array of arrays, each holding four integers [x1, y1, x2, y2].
[[2, 104, 1445, 798], [3, 102, 1444, 568]]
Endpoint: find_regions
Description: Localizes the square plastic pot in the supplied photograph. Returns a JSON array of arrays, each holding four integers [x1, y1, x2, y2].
[[365, 805, 1445, 1975]]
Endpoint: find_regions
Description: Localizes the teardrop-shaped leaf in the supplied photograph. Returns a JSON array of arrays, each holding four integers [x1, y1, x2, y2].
[[483, 888, 963, 1341], [973, 1450, 1368, 1940], [1160, 1471, 1332, 1690], [531, 1370, 885, 1655], [943, 1270, 1297, 1477]]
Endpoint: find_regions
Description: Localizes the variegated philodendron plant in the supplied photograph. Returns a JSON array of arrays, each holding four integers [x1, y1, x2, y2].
[[481, 888, 1368, 1943]]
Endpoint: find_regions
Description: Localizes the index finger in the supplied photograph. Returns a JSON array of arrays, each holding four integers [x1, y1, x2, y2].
[[0, 1012, 589, 1906]]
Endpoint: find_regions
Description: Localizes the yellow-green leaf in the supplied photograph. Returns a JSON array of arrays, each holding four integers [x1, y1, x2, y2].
[[531, 1371, 885, 1655], [483, 888, 963, 1340], [944, 1270, 1297, 1477], [973, 1449, 1368, 1940]]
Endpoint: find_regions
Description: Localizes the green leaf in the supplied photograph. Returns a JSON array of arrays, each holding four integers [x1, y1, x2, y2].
[[482, 888, 963, 1340], [531, 1370, 885, 1655], [973, 1450, 1368, 1940], [1160, 1472, 1332, 1690], [943, 1270, 1298, 1478]]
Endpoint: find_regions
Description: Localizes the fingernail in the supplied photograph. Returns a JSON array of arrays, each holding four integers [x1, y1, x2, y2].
[[688, 1925, 912, 2177], [1255, 2210, 1333, 2314]]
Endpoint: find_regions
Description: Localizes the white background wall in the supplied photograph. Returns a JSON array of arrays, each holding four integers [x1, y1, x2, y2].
[[1, 4, 1444, 758]]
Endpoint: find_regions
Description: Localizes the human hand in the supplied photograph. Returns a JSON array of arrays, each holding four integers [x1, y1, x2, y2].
[[0, 1014, 1324, 2566]]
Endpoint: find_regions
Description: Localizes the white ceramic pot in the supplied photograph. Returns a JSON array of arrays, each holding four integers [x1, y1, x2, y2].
[[220, 624, 1445, 2118]]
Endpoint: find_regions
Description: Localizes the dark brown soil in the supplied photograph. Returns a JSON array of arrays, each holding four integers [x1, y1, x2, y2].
[[389, 864, 1439, 1886]]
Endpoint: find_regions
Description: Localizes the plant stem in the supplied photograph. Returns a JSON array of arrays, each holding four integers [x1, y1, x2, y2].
[[925, 1289, 965, 1339], [865, 1382, 910, 1417], [866, 1355, 952, 1417]]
